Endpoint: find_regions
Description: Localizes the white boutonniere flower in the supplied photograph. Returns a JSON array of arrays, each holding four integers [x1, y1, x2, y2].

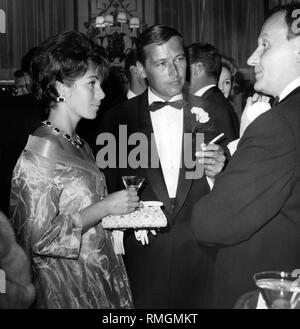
[[191, 107, 210, 123]]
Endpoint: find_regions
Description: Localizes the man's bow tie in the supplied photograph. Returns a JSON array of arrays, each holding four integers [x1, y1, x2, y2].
[[148, 99, 187, 112], [271, 96, 280, 108]]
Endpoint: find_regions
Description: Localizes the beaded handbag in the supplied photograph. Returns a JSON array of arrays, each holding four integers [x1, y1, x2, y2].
[[102, 202, 167, 229]]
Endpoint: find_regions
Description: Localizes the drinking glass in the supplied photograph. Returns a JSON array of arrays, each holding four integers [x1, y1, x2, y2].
[[122, 176, 145, 191], [122, 176, 145, 209], [253, 271, 300, 309]]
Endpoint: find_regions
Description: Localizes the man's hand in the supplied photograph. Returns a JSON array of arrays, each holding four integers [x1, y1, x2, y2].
[[196, 143, 226, 179]]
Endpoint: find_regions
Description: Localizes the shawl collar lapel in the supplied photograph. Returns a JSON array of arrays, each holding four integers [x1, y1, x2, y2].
[[173, 101, 195, 217], [173, 93, 212, 217]]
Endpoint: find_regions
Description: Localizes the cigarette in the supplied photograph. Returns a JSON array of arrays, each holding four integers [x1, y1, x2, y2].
[[209, 133, 224, 144]]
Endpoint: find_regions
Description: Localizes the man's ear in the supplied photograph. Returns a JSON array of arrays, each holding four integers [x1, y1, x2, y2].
[[191, 62, 204, 77], [136, 61, 147, 79], [190, 63, 198, 77], [129, 65, 139, 77]]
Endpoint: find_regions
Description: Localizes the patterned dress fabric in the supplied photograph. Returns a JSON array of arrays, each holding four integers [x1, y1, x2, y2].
[[9, 132, 133, 309]]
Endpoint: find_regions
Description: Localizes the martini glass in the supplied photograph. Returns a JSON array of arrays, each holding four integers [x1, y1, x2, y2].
[[122, 176, 145, 209], [253, 271, 300, 309]]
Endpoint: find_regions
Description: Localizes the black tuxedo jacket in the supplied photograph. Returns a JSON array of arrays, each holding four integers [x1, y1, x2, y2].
[[200, 86, 240, 139], [191, 86, 300, 308], [96, 89, 235, 308], [0, 94, 42, 215]]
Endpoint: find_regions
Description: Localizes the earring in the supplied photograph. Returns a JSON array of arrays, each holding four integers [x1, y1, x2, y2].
[[57, 96, 65, 102]]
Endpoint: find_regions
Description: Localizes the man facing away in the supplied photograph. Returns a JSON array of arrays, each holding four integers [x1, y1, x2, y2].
[[186, 43, 240, 138], [96, 25, 235, 308], [124, 48, 148, 99], [191, 3, 300, 308]]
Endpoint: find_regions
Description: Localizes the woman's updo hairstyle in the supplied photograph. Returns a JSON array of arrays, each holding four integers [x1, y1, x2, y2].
[[31, 30, 108, 108]]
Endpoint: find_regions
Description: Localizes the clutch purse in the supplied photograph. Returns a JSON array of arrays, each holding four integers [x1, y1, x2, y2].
[[102, 202, 167, 229]]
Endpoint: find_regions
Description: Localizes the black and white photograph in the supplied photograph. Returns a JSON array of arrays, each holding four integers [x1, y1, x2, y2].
[[1, 0, 300, 317]]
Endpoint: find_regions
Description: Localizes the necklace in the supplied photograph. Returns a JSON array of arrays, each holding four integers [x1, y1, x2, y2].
[[42, 120, 84, 149]]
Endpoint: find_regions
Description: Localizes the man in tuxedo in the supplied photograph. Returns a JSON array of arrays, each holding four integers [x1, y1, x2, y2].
[[96, 25, 235, 308], [124, 49, 147, 99], [186, 43, 240, 138], [191, 3, 300, 308]]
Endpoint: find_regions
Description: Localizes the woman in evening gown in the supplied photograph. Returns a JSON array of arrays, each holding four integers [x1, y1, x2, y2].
[[9, 31, 139, 309]]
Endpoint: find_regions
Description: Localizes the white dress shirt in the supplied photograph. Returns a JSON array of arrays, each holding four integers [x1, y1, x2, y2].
[[127, 89, 137, 99], [279, 76, 300, 101], [194, 84, 216, 97], [148, 88, 183, 198]]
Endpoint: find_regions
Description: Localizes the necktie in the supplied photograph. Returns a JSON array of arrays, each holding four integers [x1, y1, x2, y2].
[[148, 99, 187, 112]]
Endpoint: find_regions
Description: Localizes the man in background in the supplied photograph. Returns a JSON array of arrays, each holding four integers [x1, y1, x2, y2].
[[124, 48, 147, 99], [186, 43, 240, 138], [13, 69, 29, 96]]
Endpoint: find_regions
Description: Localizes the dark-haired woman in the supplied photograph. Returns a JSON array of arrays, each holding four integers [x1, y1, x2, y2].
[[218, 55, 238, 100], [218, 55, 240, 133], [9, 31, 138, 309]]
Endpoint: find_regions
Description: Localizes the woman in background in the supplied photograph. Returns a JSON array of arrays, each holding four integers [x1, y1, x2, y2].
[[218, 55, 238, 100], [218, 55, 240, 129], [9, 31, 138, 309]]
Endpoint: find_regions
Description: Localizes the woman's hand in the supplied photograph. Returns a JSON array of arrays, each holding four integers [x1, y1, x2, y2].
[[80, 188, 139, 232], [102, 188, 139, 216]]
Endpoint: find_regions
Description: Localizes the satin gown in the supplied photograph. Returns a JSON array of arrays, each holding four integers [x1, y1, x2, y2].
[[9, 127, 133, 309]]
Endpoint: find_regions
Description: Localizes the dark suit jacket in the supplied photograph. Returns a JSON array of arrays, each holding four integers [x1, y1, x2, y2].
[[0, 94, 42, 215], [191, 86, 300, 308], [96, 90, 236, 308], [200, 86, 240, 139]]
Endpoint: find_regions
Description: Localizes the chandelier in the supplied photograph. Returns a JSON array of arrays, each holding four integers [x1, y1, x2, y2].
[[85, 0, 144, 64]]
